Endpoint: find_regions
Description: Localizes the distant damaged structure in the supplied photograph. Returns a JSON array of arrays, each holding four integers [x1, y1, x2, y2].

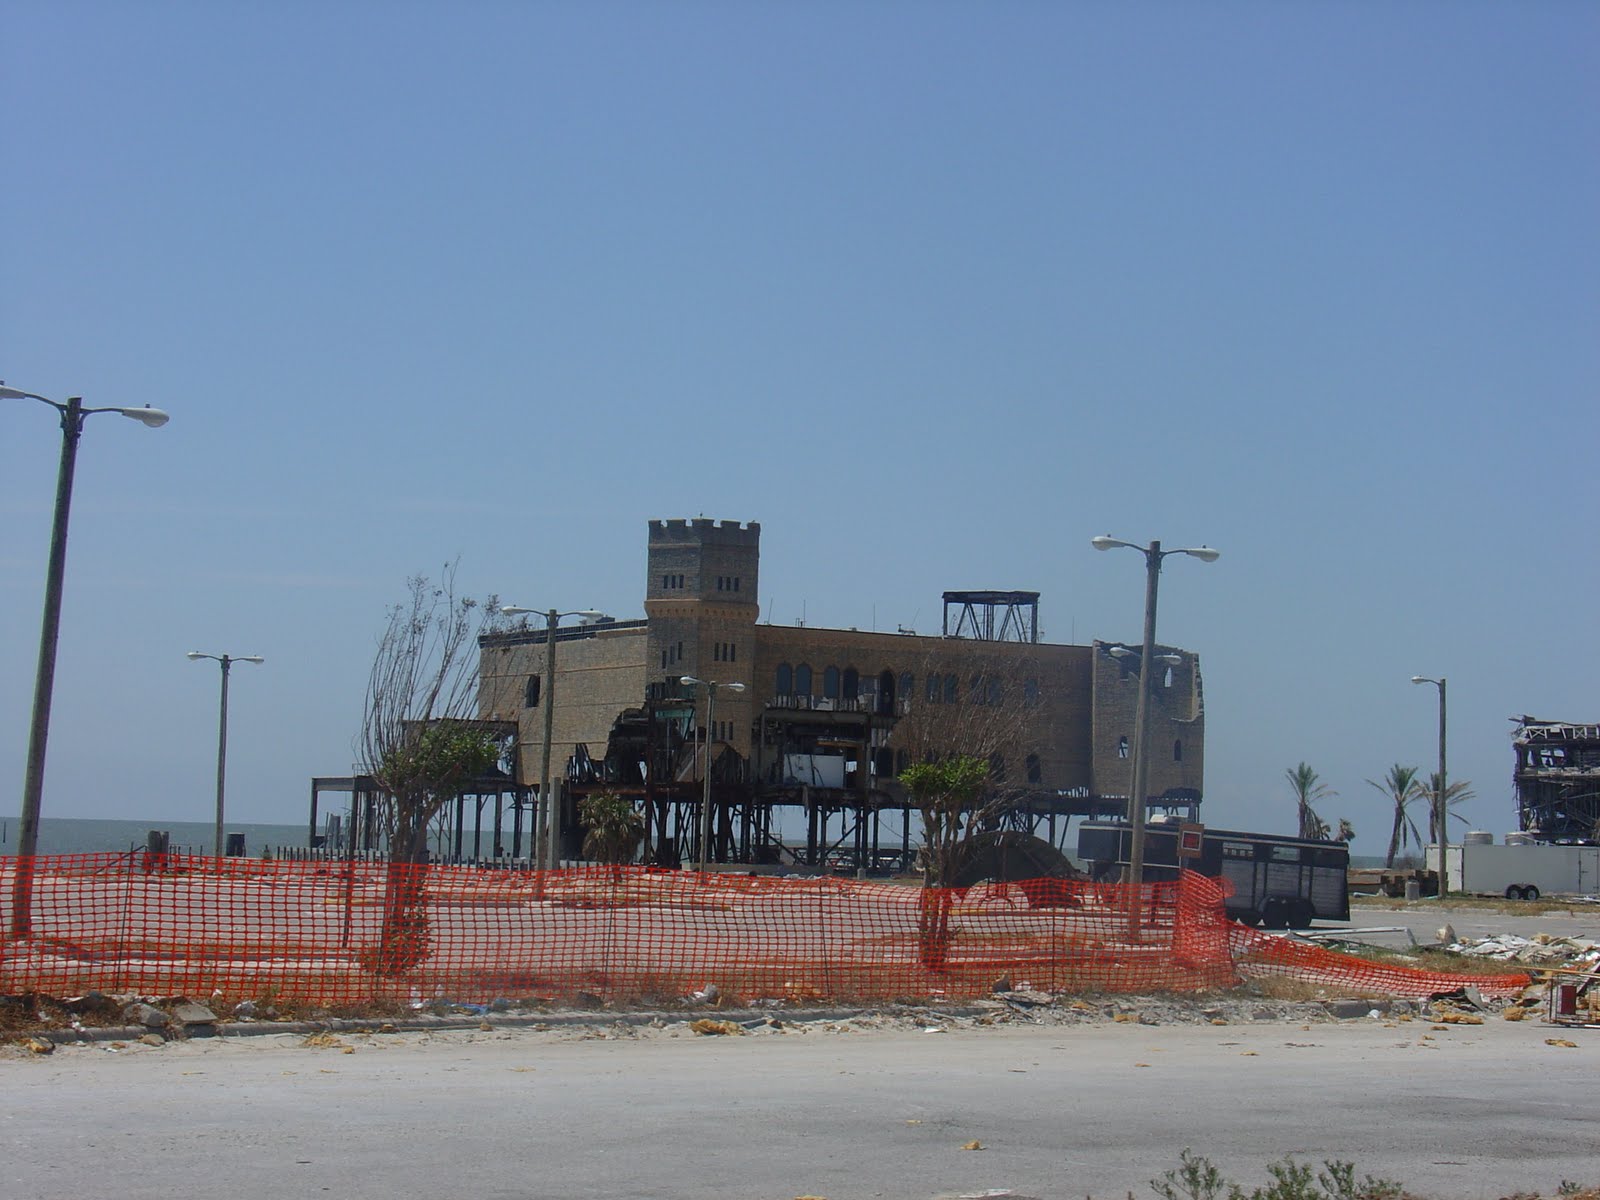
[[1513, 717, 1600, 841]]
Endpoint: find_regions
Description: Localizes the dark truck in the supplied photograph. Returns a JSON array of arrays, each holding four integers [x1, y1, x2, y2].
[[1076, 819, 1349, 929]]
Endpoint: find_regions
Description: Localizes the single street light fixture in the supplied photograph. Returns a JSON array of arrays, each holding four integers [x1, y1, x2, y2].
[[680, 676, 746, 873], [187, 652, 265, 857], [1092, 535, 1220, 934], [499, 606, 610, 870], [5, 383, 169, 937], [1412, 675, 1449, 897]]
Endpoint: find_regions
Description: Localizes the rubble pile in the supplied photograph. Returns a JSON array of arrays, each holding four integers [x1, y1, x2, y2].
[[1446, 933, 1600, 968]]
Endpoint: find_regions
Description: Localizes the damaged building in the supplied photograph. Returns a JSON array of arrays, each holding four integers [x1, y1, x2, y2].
[[1513, 717, 1600, 841], [476, 518, 1206, 868]]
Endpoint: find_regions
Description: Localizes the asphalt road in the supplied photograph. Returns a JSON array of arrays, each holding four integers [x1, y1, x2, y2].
[[8, 1012, 1595, 1200]]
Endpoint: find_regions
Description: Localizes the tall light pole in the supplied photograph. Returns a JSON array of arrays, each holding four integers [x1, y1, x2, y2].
[[1091, 535, 1219, 931], [4, 384, 169, 937], [499, 606, 607, 870], [1412, 675, 1448, 897], [187, 652, 265, 856], [680, 676, 745, 873]]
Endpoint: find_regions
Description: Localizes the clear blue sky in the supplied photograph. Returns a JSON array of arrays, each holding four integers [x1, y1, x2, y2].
[[3, 1, 1595, 856]]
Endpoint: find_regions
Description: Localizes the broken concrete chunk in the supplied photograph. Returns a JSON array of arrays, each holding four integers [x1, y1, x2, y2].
[[172, 1001, 217, 1027], [123, 1003, 169, 1029], [1324, 1000, 1372, 1020]]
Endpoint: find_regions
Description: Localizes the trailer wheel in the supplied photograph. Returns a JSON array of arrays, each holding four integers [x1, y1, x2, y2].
[[1288, 899, 1316, 929], [1259, 898, 1289, 929], [1522, 885, 1540, 902], [1504, 885, 1525, 900]]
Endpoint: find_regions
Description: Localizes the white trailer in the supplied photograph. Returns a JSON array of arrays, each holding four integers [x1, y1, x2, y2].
[[1429, 841, 1600, 900]]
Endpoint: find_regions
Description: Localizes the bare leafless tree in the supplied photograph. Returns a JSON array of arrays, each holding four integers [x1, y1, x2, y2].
[[357, 565, 502, 973]]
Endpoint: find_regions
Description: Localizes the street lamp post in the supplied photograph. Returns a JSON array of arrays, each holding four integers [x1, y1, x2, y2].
[[1091, 535, 1219, 932], [499, 607, 607, 871], [1411, 675, 1449, 897], [4, 384, 169, 937], [187, 652, 265, 857], [680, 676, 745, 873]]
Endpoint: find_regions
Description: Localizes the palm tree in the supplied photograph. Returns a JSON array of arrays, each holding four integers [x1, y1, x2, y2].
[[1367, 764, 1426, 868], [1424, 773, 1475, 837], [579, 790, 644, 871], [1285, 763, 1334, 840]]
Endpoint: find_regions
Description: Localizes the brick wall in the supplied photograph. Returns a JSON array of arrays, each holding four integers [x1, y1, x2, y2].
[[480, 626, 648, 784], [1087, 640, 1205, 804]]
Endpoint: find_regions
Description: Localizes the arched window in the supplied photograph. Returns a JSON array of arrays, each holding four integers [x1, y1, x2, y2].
[[943, 674, 959, 704], [987, 676, 1003, 706], [524, 675, 541, 708], [1023, 678, 1039, 707], [1117, 736, 1129, 759], [925, 674, 940, 704], [795, 664, 813, 696], [970, 674, 986, 705], [823, 666, 840, 699], [1174, 739, 1183, 762], [1026, 753, 1042, 784], [775, 663, 793, 695], [842, 667, 859, 700], [900, 672, 914, 704]]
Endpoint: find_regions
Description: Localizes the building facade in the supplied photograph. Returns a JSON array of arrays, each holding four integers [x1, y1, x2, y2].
[[479, 518, 1206, 863]]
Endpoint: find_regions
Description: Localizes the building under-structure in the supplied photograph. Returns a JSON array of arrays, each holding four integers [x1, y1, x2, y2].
[[466, 518, 1207, 871], [1513, 716, 1600, 841]]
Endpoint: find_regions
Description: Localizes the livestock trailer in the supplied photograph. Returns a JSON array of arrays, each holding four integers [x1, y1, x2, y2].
[[1077, 820, 1350, 928]]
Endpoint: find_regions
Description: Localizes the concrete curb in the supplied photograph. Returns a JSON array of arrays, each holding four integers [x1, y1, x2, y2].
[[32, 1003, 991, 1046]]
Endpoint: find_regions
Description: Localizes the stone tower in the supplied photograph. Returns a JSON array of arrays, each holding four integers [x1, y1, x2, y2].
[[644, 519, 760, 755]]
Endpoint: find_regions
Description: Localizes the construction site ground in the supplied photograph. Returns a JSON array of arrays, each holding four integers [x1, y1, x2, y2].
[[7, 901, 1596, 1200]]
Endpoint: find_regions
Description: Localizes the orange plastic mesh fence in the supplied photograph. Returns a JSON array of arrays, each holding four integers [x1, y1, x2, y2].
[[0, 856, 1528, 1007], [1227, 924, 1529, 998]]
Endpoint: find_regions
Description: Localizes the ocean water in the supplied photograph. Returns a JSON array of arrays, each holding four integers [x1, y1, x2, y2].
[[1, 817, 317, 857], [1, 816, 524, 859]]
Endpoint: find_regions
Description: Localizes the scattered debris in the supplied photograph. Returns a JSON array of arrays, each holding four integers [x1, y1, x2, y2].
[[1447, 933, 1600, 966], [689, 1019, 743, 1036]]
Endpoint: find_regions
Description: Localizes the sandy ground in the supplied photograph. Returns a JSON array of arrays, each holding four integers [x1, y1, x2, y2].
[[6, 999, 1595, 1200]]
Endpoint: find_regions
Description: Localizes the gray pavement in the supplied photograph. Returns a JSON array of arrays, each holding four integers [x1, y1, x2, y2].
[[7, 1011, 1596, 1200]]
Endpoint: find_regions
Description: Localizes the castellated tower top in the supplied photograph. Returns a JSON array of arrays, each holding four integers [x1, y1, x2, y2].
[[645, 518, 761, 607], [648, 518, 761, 547]]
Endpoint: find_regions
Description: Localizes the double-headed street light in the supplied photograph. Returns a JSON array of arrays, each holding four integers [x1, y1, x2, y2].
[[499, 606, 608, 870], [1411, 675, 1449, 897], [679, 676, 745, 873], [1092, 535, 1219, 931], [5, 384, 170, 937], [187, 652, 265, 857]]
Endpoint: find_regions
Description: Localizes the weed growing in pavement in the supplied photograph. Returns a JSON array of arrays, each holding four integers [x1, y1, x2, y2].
[[1152, 1150, 1414, 1200], [1148, 1152, 1599, 1200]]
